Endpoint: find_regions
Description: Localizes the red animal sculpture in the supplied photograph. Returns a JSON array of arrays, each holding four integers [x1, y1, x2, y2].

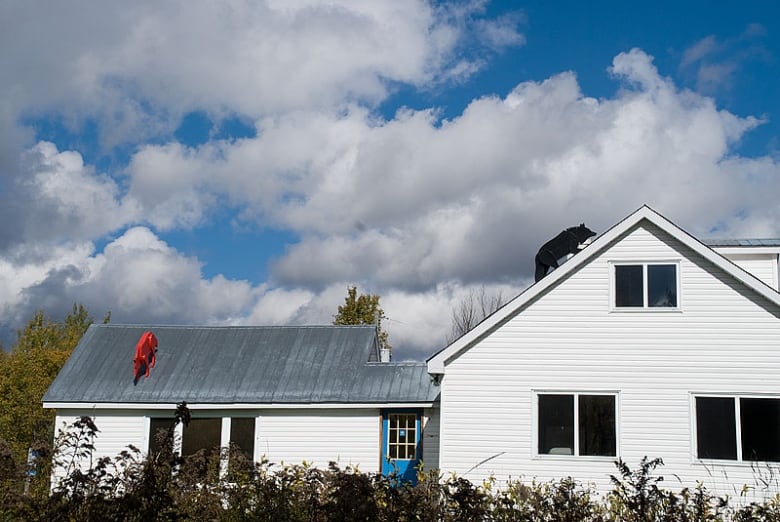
[[133, 331, 158, 383]]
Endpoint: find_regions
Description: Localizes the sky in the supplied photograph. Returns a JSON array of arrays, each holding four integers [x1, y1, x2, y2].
[[1, 0, 779, 360]]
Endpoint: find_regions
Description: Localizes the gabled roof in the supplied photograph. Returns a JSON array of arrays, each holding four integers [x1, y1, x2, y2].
[[44, 325, 438, 407], [427, 205, 780, 374]]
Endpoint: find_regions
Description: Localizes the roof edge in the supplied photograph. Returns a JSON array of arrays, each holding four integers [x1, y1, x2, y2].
[[44, 401, 438, 410]]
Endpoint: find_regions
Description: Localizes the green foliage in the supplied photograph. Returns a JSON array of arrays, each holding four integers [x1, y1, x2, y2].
[[3, 413, 780, 522], [0, 305, 94, 461], [8, 428, 780, 522], [333, 285, 391, 351]]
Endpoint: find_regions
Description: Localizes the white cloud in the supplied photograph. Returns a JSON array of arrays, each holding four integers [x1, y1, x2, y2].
[[0, 142, 139, 249], [0, 14, 778, 362], [5, 227, 258, 326], [1, 0, 512, 150], [122, 49, 778, 295]]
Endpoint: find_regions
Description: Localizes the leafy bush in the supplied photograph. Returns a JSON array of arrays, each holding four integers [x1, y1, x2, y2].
[[4, 413, 780, 521]]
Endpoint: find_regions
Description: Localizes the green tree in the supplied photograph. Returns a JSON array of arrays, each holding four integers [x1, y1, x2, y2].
[[333, 286, 391, 351], [0, 304, 94, 460]]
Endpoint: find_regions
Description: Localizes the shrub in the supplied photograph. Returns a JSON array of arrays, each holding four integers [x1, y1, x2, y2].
[[7, 413, 780, 521]]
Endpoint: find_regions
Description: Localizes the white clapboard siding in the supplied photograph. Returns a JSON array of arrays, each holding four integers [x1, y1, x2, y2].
[[439, 222, 780, 501], [257, 409, 380, 472], [52, 412, 147, 486], [716, 252, 779, 291], [422, 407, 440, 471]]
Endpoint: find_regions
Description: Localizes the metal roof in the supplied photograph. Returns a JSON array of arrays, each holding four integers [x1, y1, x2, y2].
[[704, 238, 780, 247], [44, 325, 438, 405]]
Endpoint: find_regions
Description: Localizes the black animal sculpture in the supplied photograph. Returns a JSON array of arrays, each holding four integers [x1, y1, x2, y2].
[[534, 224, 596, 282]]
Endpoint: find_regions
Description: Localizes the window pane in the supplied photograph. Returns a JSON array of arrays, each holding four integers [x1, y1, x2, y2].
[[538, 395, 574, 455], [388, 413, 417, 461], [741, 398, 780, 462], [615, 265, 644, 307], [182, 418, 221, 457], [648, 265, 677, 307], [696, 397, 737, 460], [149, 418, 175, 456], [578, 395, 616, 456], [230, 418, 255, 460]]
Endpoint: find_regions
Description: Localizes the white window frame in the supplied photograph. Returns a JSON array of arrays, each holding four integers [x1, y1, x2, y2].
[[533, 390, 620, 459], [386, 412, 419, 461], [691, 393, 780, 464], [611, 260, 681, 311]]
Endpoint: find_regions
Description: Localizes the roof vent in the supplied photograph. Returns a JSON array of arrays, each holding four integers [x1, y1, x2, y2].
[[534, 224, 596, 282]]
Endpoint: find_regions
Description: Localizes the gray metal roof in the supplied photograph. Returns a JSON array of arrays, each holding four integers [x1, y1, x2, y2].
[[44, 325, 438, 405], [704, 238, 780, 247]]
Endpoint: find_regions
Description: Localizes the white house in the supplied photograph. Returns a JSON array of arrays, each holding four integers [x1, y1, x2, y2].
[[43, 325, 440, 484], [44, 205, 780, 499], [427, 205, 780, 499]]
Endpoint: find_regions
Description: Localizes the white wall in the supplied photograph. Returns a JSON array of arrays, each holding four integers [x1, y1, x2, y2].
[[257, 409, 380, 472], [51, 405, 440, 485], [439, 222, 780, 501], [422, 406, 440, 471], [715, 251, 779, 291], [52, 411, 148, 487]]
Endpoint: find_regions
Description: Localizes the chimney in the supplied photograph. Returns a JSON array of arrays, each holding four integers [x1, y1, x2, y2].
[[380, 347, 391, 363]]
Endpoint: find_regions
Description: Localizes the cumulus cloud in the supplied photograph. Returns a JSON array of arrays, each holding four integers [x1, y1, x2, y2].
[[123, 49, 778, 297], [0, 0, 517, 148], [0, 142, 139, 251], [0, 225, 504, 359], [0, 0, 777, 360]]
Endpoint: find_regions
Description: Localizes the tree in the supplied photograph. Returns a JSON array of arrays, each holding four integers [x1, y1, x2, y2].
[[0, 304, 95, 460], [447, 286, 506, 344], [333, 286, 391, 351]]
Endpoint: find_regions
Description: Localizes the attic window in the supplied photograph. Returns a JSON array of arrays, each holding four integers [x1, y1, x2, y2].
[[614, 263, 678, 308]]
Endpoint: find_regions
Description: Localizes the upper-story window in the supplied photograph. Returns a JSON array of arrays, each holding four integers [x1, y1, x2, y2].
[[614, 263, 678, 308]]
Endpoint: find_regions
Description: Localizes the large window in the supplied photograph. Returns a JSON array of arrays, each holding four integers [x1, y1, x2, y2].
[[148, 416, 256, 461], [614, 263, 678, 308], [182, 418, 222, 456], [695, 396, 780, 462], [230, 417, 255, 460], [537, 393, 617, 457], [148, 418, 176, 457]]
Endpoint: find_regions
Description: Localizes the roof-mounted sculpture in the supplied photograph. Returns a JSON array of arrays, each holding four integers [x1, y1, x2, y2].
[[534, 223, 596, 282]]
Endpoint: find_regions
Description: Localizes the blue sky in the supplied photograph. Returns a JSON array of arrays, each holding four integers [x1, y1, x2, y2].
[[1, 0, 779, 359]]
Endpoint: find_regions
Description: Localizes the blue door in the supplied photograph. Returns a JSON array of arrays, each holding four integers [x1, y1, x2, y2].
[[381, 410, 422, 484]]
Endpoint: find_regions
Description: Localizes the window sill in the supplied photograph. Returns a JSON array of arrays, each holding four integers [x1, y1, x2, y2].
[[693, 458, 780, 468], [534, 454, 617, 463], [610, 307, 682, 313]]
